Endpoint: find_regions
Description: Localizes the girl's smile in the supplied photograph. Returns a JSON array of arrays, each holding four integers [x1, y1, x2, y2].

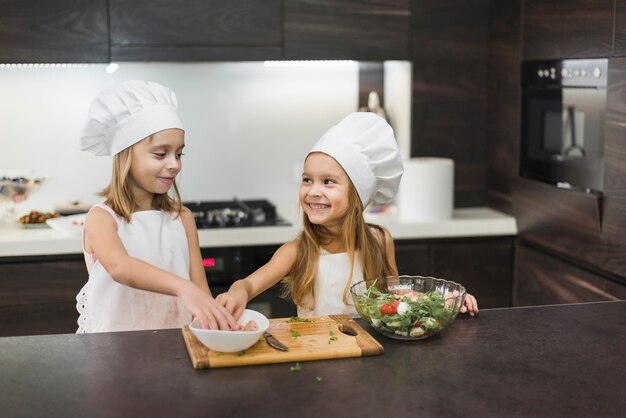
[[129, 129, 185, 209], [300, 152, 350, 232]]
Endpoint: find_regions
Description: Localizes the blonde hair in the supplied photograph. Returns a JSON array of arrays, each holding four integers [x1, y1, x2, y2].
[[283, 181, 394, 310], [99, 137, 182, 222]]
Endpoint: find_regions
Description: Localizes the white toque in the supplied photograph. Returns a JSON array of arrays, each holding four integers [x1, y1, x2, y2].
[[79, 80, 184, 156], [309, 112, 404, 207]]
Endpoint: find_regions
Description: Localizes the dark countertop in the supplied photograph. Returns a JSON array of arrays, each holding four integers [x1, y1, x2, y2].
[[1, 301, 625, 418]]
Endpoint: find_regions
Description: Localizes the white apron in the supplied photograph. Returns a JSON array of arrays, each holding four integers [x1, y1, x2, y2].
[[76, 203, 192, 333], [297, 249, 362, 318]]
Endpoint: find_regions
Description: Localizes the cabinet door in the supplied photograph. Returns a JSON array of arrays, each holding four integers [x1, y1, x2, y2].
[[522, 0, 613, 60], [614, 2, 626, 57], [0, 0, 108, 63], [284, 0, 410, 60], [430, 237, 514, 308], [514, 243, 625, 306], [0, 256, 86, 337], [394, 241, 429, 276], [110, 0, 282, 61]]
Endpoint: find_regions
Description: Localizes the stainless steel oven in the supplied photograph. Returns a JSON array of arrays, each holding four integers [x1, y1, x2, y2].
[[521, 59, 607, 193]]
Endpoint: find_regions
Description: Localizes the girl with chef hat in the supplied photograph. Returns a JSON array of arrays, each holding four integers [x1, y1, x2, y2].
[[76, 80, 238, 333], [217, 112, 479, 319]]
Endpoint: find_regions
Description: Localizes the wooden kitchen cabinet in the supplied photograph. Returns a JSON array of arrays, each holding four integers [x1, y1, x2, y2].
[[0, 0, 108, 63], [395, 237, 514, 308], [614, 1, 626, 57], [284, 0, 410, 60], [0, 255, 86, 337], [109, 0, 282, 61], [522, 0, 614, 60], [514, 243, 626, 306]]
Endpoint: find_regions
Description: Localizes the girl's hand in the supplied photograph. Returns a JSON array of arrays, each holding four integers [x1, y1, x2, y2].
[[460, 293, 479, 317], [216, 286, 249, 320], [178, 281, 239, 330]]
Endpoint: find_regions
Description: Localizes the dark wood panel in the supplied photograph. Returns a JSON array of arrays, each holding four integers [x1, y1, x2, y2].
[[615, 1, 626, 56], [514, 243, 624, 306], [512, 178, 602, 238], [0, 260, 86, 305], [522, 0, 614, 60], [0, 304, 78, 337], [429, 237, 514, 308], [411, 0, 489, 207], [394, 241, 429, 276], [603, 58, 626, 245], [111, 46, 283, 62], [284, 0, 410, 60], [0, 258, 86, 337], [486, 0, 522, 214], [110, 0, 282, 61], [0, 0, 108, 63]]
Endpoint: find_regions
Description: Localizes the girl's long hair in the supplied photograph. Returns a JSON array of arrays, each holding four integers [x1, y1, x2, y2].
[[283, 182, 395, 310], [99, 139, 182, 222]]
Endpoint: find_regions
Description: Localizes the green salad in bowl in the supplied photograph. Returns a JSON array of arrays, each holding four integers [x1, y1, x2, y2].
[[350, 275, 466, 340]]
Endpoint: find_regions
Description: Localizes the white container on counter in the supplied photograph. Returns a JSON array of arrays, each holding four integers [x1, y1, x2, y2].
[[397, 157, 454, 223]]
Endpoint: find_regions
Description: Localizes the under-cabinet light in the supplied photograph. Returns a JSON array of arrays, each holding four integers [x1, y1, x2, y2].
[[0, 63, 103, 69], [264, 60, 355, 67]]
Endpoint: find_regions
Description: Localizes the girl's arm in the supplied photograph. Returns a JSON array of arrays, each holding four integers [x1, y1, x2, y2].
[[85, 206, 238, 330], [377, 226, 479, 316], [179, 207, 239, 328], [217, 240, 298, 319]]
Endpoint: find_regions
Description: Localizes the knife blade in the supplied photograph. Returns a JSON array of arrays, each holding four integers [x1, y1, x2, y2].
[[264, 331, 288, 351]]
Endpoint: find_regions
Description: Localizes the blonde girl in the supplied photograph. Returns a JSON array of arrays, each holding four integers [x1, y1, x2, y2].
[[76, 80, 237, 333], [219, 112, 479, 318]]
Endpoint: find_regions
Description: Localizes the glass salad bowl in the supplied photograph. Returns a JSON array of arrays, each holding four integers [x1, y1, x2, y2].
[[350, 275, 466, 340]]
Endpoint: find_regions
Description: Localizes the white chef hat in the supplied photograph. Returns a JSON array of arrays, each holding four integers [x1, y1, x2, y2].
[[309, 112, 404, 207], [79, 80, 184, 156]]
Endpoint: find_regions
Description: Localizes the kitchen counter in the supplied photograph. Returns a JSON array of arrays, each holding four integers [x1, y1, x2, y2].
[[1, 301, 624, 418], [0, 206, 516, 257]]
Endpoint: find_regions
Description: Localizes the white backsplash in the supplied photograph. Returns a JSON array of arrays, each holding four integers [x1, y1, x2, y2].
[[0, 61, 411, 219]]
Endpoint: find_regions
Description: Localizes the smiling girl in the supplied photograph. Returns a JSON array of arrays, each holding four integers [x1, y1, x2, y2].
[[76, 80, 237, 333], [218, 112, 478, 319]]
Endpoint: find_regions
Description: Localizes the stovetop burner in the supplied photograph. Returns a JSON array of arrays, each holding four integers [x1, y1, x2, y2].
[[184, 199, 290, 229]]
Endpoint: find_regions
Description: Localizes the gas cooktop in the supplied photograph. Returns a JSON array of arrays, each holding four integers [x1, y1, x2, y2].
[[183, 199, 290, 229]]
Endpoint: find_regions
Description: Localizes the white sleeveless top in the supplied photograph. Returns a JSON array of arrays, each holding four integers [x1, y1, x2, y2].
[[76, 203, 192, 333], [297, 249, 362, 318]]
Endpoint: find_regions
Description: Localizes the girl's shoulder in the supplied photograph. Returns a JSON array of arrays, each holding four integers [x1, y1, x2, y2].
[[85, 203, 122, 228]]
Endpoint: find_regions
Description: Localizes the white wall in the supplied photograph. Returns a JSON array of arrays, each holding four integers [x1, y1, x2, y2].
[[0, 61, 411, 219]]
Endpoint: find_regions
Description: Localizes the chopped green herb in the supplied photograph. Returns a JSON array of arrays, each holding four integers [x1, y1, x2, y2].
[[236, 350, 247, 357], [291, 330, 301, 338], [173, 355, 181, 360], [287, 316, 312, 323], [315, 376, 323, 382], [290, 362, 302, 372], [328, 330, 338, 344]]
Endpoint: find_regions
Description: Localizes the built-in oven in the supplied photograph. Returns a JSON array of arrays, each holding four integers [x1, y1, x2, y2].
[[520, 59, 607, 193], [200, 245, 296, 319]]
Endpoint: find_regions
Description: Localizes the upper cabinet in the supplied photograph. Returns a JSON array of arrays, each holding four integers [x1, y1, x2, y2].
[[109, 0, 282, 61], [284, 0, 410, 60], [614, 2, 626, 57], [522, 0, 614, 60], [0, 0, 108, 63]]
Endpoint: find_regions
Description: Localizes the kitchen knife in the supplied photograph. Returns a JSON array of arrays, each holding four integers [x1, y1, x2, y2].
[[264, 331, 288, 351]]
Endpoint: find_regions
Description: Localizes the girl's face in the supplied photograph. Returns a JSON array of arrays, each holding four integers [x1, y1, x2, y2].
[[129, 128, 184, 207], [300, 152, 351, 233]]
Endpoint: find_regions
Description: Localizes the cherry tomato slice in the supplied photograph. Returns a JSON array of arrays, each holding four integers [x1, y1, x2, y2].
[[379, 301, 400, 315]]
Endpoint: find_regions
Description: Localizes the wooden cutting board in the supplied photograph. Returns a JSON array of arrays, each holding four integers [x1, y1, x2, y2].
[[182, 314, 383, 369]]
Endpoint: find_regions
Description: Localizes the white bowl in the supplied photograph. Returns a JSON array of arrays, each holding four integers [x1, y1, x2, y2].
[[189, 309, 269, 353]]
